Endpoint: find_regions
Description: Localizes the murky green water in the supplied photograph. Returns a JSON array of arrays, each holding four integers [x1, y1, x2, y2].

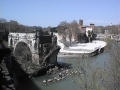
[[31, 52, 109, 90]]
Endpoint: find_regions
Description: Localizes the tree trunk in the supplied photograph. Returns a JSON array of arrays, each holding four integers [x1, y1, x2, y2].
[[89, 37, 90, 43]]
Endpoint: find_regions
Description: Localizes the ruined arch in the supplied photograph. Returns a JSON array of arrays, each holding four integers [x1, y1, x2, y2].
[[14, 41, 32, 62]]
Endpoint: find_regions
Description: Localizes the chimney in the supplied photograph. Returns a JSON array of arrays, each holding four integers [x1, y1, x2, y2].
[[90, 23, 95, 31]]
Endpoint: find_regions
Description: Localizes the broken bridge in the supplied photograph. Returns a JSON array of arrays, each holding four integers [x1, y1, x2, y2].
[[7, 32, 60, 74]]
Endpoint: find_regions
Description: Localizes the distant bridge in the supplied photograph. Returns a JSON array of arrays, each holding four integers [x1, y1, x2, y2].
[[96, 34, 106, 39], [96, 34, 120, 41]]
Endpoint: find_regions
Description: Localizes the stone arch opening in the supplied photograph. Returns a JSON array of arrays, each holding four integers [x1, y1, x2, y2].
[[14, 42, 32, 63]]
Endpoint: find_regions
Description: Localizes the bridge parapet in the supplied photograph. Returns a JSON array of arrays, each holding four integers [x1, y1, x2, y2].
[[9, 33, 37, 49]]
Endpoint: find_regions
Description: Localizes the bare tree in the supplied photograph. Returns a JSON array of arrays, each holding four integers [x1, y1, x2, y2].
[[57, 21, 68, 46], [67, 23, 72, 46], [71, 56, 105, 90], [67, 20, 79, 45], [71, 39, 120, 90], [0, 18, 7, 30], [107, 41, 120, 90], [69, 20, 79, 37]]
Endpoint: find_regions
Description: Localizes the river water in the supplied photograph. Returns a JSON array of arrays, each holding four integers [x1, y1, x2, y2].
[[29, 52, 109, 90]]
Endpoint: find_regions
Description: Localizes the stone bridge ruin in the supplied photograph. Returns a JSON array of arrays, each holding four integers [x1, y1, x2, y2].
[[8, 32, 60, 74]]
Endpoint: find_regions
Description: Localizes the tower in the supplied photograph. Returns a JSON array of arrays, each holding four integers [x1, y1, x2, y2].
[[79, 20, 83, 26], [90, 23, 95, 32]]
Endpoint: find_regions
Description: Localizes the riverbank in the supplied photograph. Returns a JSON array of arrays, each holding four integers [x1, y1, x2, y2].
[[57, 40, 107, 57]]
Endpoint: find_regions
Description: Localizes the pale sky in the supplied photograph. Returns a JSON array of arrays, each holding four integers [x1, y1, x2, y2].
[[1, 0, 120, 27]]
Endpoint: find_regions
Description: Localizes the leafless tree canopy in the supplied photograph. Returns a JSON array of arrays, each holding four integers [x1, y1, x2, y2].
[[71, 39, 120, 90]]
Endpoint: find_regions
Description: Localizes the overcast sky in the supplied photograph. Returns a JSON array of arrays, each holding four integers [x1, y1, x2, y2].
[[1, 0, 120, 27]]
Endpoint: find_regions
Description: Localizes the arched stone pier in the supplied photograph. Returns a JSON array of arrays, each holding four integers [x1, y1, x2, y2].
[[8, 32, 60, 66]]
